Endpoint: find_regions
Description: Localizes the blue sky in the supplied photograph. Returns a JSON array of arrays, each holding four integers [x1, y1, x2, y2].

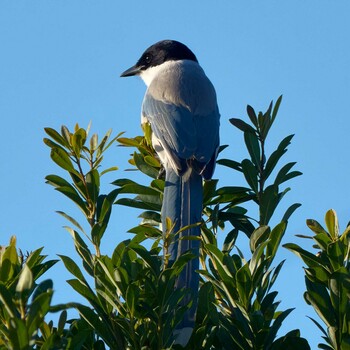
[[1, 1, 350, 348]]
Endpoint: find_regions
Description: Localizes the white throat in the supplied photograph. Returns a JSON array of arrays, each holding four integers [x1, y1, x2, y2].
[[139, 60, 200, 87], [139, 61, 174, 87]]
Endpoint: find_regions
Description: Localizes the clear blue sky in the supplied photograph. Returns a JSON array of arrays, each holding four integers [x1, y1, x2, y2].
[[1, 1, 350, 348]]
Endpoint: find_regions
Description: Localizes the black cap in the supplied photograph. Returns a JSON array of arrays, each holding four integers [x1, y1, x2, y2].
[[120, 40, 198, 77]]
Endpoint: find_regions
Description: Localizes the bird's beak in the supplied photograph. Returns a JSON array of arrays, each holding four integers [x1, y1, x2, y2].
[[120, 64, 142, 77]]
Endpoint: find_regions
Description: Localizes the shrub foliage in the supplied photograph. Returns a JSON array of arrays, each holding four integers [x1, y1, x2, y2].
[[0, 97, 348, 349]]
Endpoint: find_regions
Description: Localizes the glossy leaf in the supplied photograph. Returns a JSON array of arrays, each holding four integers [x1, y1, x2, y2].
[[16, 264, 33, 292], [260, 185, 279, 225], [304, 278, 336, 328], [264, 135, 294, 180], [325, 209, 339, 241], [229, 118, 256, 133], [133, 152, 159, 179], [283, 243, 326, 269], [50, 148, 75, 173], [246, 104, 259, 127], [44, 127, 69, 148], [266, 222, 286, 260], [250, 225, 270, 252], [282, 203, 301, 222], [216, 158, 242, 172], [244, 131, 261, 170], [241, 159, 258, 193]]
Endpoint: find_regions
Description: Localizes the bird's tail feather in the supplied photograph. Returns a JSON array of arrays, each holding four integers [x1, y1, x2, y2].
[[163, 167, 202, 330]]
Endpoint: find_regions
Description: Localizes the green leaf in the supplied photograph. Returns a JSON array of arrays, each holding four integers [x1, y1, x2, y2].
[[144, 155, 161, 168], [86, 169, 100, 203], [266, 222, 286, 259], [264, 135, 294, 180], [271, 95, 283, 125], [126, 283, 139, 318], [67, 279, 97, 305], [241, 159, 258, 193], [275, 162, 298, 185], [75, 304, 124, 348], [307, 316, 328, 337], [139, 211, 161, 224], [50, 148, 76, 173], [306, 219, 329, 236], [59, 255, 86, 283], [27, 289, 53, 335], [313, 232, 332, 251], [250, 225, 270, 252], [267, 308, 295, 348], [118, 182, 160, 196], [304, 278, 336, 328], [249, 240, 269, 274], [282, 203, 301, 222], [327, 240, 345, 270], [16, 264, 33, 292], [205, 244, 234, 283], [216, 159, 242, 172], [100, 166, 119, 176], [96, 129, 112, 157], [133, 152, 159, 179], [115, 197, 160, 211], [128, 225, 161, 238], [0, 243, 18, 282], [236, 263, 252, 308], [244, 131, 261, 170], [0, 283, 16, 318], [72, 128, 87, 158], [91, 222, 107, 247], [43, 138, 67, 153], [229, 118, 256, 133], [90, 133, 98, 151], [203, 179, 218, 205], [44, 127, 69, 148], [246, 105, 258, 127], [283, 243, 327, 269], [150, 178, 164, 192], [98, 189, 119, 224], [117, 137, 141, 147], [45, 174, 72, 188], [260, 185, 279, 225], [67, 229, 94, 276], [56, 210, 85, 233], [269, 260, 285, 290], [129, 243, 160, 276], [325, 209, 339, 241], [55, 185, 88, 215], [61, 125, 71, 144], [329, 268, 348, 315], [216, 186, 251, 195], [222, 229, 238, 253]]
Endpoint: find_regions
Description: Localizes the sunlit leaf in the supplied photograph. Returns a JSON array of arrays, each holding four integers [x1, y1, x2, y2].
[[16, 264, 33, 292], [325, 209, 339, 241], [44, 127, 69, 147]]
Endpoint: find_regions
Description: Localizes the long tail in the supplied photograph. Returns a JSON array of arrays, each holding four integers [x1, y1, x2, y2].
[[162, 167, 202, 331]]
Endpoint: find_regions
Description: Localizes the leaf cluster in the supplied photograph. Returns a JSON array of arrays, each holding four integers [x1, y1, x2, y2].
[[0, 98, 320, 349], [285, 209, 350, 350]]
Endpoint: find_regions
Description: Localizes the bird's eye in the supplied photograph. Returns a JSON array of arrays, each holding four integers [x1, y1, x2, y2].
[[144, 54, 152, 64]]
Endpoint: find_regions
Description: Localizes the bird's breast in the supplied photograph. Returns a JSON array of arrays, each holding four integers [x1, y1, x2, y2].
[[147, 60, 217, 116]]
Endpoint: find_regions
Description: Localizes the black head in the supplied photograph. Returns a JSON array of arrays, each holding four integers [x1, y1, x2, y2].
[[121, 40, 198, 77]]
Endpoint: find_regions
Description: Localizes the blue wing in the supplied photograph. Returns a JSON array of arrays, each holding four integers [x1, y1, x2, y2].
[[142, 92, 220, 178]]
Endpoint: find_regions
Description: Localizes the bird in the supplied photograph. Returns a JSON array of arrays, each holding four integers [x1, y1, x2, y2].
[[121, 39, 220, 345]]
